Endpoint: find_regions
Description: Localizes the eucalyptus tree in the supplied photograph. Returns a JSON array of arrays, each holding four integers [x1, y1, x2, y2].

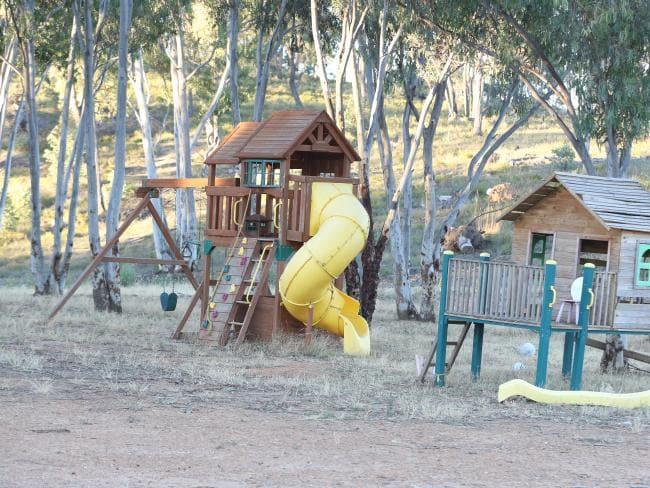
[[4, 0, 71, 294], [416, 0, 650, 177]]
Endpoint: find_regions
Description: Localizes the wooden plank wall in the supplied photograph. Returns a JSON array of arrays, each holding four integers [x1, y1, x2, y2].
[[511, 187, 621, 319], [617, 231, 650, 299]]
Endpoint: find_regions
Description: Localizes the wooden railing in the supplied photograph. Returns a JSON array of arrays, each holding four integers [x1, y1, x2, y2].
[[589, 271, 618, 327], [446, 258, 545, 325], [205, 186, 251, 238]]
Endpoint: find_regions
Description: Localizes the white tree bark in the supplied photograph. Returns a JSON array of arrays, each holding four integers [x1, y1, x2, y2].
[[166, 28, 197, 268], [0, 38, 17, 232], [228, 0, 241, 125], [0, 96, 23, 232], [129, 50, 172, 264], [472, 58, 483, 135], [78, 0, 109, 309], [252, 0, 288, 121], [310, 0, 334, 118], [104, 0, 133, 312], [20, 0, 48, 294], [190, 57, 230, 151], [48, 16, 78, 294]]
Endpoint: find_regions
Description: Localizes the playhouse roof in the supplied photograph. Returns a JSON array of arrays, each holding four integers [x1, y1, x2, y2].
[[499, 172, 650, 233], [205, 121, 262, 165], [205, 110, 360, 164]]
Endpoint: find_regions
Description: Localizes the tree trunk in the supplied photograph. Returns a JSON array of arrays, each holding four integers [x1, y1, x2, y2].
[[104, 0, 133, 313], [311, 0, 334, 118], [168, 30, 198, 269], [378, 110, 417, 319], [0, 39, 18, 232], [228, 0, 241, 125], [190, 57, 230, 151], [78, 0, 109, 310], [419, 82, 446, 321], [252, 0, 288, 121], [446, 76, 458, 119], [21, 3, 48, 295], [48, 16, 78, 294], [472, 59, 483, 135], [287, 47, 303, 108], [130, 50, 172, 264], [0, 96, 23, 232], [463, 64, 471, 118]]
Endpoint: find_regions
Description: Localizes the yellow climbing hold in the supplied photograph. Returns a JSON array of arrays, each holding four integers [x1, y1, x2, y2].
[[208, 302, 216, 310], [238, 247, 244, 256], [242, 237, 247, 244], [229, 284, 236, 293], [498, 379, 650, 409]]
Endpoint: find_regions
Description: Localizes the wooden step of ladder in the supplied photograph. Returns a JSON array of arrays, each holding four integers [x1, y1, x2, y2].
[[418, 322, 471, 382], [219, 240, 275, 346], [202, 237, 258, 342]]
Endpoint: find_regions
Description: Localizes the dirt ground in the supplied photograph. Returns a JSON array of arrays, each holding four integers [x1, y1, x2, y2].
[[1, 288, 649, 487], [1, 371, 648, 487]]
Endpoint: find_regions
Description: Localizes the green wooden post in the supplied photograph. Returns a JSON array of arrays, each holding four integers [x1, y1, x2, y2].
[[561, 332, 576, 379], [471, 252, 489, 381], [435, 250, 454, 387], [535, 260, 557, 388], [570, 263, 595, 390]]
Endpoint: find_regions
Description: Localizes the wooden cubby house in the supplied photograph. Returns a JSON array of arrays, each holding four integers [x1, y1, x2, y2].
[[199, 109, 361, 344], [500, 172, 650, 330]]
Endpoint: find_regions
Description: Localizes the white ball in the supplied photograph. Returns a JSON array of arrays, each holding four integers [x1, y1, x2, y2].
[[512, 361, 526, 371], [517, 342, 536, 357]]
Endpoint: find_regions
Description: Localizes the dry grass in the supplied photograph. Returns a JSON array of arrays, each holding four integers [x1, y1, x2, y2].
[[1, 284, 648, 429]]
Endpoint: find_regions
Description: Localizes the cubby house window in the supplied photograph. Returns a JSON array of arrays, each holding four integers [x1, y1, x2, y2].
[[578, 239, 609, 273], [243, 160, 282, 188], [529, 233, 554, 266], [636, 244, 650, 287]]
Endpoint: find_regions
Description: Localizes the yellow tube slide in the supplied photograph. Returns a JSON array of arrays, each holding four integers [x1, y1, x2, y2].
[[279, 182, 371, 356]]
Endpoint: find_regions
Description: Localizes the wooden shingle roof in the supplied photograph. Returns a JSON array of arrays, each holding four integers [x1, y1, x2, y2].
[[204, 109, 360, 165], [237, 109, 360, 161], [500, 172, 650, 233], [205, 121, 262, 165]]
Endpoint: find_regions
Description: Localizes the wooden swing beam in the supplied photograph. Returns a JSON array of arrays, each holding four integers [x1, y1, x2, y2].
[[48, 179, 207, 324]]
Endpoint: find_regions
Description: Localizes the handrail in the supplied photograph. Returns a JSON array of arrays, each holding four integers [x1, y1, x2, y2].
[[245, 243, 274, 303], [273, 201, 282, 230]]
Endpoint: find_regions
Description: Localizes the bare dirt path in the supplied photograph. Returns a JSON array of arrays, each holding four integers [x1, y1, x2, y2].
[[1, 376, 648, 487]]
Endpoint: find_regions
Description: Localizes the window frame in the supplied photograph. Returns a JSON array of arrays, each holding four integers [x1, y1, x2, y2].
[[243, 159, 282, 188], [635, 241, 650, 288]]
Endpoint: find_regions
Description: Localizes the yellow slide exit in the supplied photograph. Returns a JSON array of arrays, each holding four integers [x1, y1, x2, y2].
[[279, 182, 371, 356]]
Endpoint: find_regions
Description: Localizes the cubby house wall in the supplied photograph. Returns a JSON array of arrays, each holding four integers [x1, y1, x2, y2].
[[510, 187, 621, 317]]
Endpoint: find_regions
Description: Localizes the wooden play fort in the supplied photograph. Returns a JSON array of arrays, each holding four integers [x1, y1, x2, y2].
[[49, 110, 371, 355]]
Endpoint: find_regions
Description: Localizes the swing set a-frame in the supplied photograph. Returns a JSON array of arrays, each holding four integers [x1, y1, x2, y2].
[[48, 178, 208, 337]]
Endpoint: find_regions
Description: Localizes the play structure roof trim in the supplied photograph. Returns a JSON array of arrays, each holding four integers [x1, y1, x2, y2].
[[205, 110, 360, 164], [499, 172, 650, 233]]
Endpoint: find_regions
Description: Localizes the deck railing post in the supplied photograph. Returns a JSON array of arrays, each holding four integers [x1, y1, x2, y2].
[[571, 263, 595, 390], [434, 250, 454, 387], [535, 259, 557, 388], [471, 252, 490, 381]]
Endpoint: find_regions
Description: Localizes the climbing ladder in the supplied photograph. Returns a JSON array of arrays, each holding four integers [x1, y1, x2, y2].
[[418, 322, 471, 382], [219, 239, 275, 346]]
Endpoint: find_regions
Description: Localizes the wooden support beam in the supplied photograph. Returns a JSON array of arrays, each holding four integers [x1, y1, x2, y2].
[[304, 304, 314, 346], [100, 256, 186, 266], [586, 338, 650, 365], [172, 282, 203, 339], [48, 195, 152, 321], [146, 201, 200, 291]]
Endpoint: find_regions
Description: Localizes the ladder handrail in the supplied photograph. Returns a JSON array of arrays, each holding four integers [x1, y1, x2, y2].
[[245, 243, 274, 303]]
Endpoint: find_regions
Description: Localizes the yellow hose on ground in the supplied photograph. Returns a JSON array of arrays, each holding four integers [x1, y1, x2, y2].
[[498, 379, 650, 408], [279, 182, 371, 356]]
